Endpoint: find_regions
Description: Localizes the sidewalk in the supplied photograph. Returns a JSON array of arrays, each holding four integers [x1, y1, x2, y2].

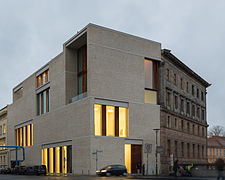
[[128, 175, 216, 180]]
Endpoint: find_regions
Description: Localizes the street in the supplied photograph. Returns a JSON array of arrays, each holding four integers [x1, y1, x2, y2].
[[0, 175, 217, 180]]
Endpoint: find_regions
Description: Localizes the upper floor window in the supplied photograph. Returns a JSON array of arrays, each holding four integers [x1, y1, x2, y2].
[[166, 91, 171, 107], [77, 45, 87, 95], [197, 89, 199, 98], [174, 118, 178, 129], [180, 78, 183, 89], [192, 104, 195, 117], [186, 102, 190, 115], [180, 99, 184, 113], [181, 120, 184, 130], [166, 68, 170, 81], [186, 81, 189, 92], [15, 124, 33, 147], [201, 109, 205, 121], [0, 125, 2, 136], [36, 70, 49, 88], [94, 104, 129, 137], [192, 85, 195, 96], [187, 122, 190, 133], [197, 107, 200, 119], [3, 124, 6, 135], [37, 88, 50, 115], [174, 95, 178, 110], [201, 91, 204, 101], [167, 116, 171, 128], [174, 73, 177, 85], [144, 59, 159, 90]]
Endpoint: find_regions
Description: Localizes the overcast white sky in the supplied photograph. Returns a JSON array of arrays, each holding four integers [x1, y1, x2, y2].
[[0, 0, 224, 128]]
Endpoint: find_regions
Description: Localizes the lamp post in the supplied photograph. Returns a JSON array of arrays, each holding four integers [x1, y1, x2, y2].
[[153, 128, 160, 176]]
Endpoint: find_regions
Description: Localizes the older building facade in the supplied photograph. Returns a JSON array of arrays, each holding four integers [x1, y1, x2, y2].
[[208, 136, 225, 164], [0, 106, 8, 168], [8, 24, 161, 175], [159, 49, 210, 174]]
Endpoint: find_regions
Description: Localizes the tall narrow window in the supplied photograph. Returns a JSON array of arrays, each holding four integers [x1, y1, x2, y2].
[[187, 122, 190, 133], [106, 106, 115, 136], [119, 107, 128, 137], [174, 95, 178, 110], [180, 78, 183, 89], [166, 68, 170, 81], [186, 102, 190, 114], [167, 139, 171, 156], [166, 92, 171, 107], [181, 120, 184, 131], [192, 85, 195, 96], [181, 142, 184, 157], [174, 118, 178, 129], [201, 109, 205, 121], [192, 104, 195, 117], [77, 45, 87, 95], [37, 88, 50, 115], [186, 81, 189, 92], [201, 91, 204, 101], [3, 124, 6, 134], [193, 144, 195, 158], [187, 143, 190, 158], [144, 59, 158, 104], [174, 73, 177, 85], [180, 99, 184, 112], [175, 141, 178, 157], [167, 116, 171, 128], [94, 104, 102, 136]]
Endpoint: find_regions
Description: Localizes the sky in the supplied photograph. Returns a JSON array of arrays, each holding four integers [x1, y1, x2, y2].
[[0, 0, 224, 128]]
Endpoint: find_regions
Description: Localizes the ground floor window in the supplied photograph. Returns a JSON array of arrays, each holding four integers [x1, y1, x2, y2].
[[42, 145, 72, 174], [15, 124, 33, 147]]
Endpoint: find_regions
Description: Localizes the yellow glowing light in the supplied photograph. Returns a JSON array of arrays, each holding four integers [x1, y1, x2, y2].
[[94, 104, 102, 136], [106, 106, 115, 136], [119, 107, 128, 137], [62, 146, 67, 173], [27, 125, 30, 146], [31, 124, 33, 145], [42, 149, 48, 172], [125, 144, 131, 174], [16, 129, 19, 146], [23, 126, 26, 146], [55, 147, 60, 173], [49, 148, 54, 173], [20, 127, 23, 146]]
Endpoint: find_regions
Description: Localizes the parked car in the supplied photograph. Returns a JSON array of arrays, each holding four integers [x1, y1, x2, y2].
[[96, 165, 127, 176], [0, 168, 11, 174], [11, 166, 26, 175], [33, 165, 47, 175], [25, 166, 36, 175]]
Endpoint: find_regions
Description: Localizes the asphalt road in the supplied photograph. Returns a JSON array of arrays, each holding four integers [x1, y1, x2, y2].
[[0, 175, 217, 180]]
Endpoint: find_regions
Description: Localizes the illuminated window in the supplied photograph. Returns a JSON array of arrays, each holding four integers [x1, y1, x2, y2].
[[145, 90, 157, 104], [106, 106, 115, 136], [125, 144, 131, 173], [119, 107, 128, 137], [166, 68, 170, 81], [144, 59, 159, 90], [37, 88, 50, 115], [42, 145, 72, 174], [94, 104, 129, 137], [15, 124, 33, 147], [36, 70, 49, 88]]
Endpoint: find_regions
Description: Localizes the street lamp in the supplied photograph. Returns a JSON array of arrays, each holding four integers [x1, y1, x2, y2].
[[153, 128, 160, 176]]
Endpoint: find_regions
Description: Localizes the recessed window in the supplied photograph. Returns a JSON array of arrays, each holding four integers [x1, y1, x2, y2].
[[174, 73, 177, 85], [174, 118, 178, 129], [187, 122, 190, 133], [192, 104, 195, 117], [94, 104, 129, 137], [181, 120, 184, 130], [144, 59, 159, 90], [37, 88, 50, 115], [197, 89, 199, 98], [180, 78, 183, 89], [186, 81, 189, 92], [192, 85, 195, 96], [36, 70, 49, 88], [201, 109, 205, 121], [166, 68, 170, 81], [77, 45, 87, 95], [174, 95, 178, 110], [3, 124, 6, 134], [201, 91, 204, 101], [166, 92, 171, 107], [167, 116, 171, 128], [197, 107, 200, 119], [15, 124, 33, 147], [186, 102, 190, 114], [180, 99, 184, 113]]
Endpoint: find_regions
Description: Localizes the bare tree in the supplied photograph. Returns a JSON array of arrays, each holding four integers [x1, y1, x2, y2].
[[209, 125, 225, 136]]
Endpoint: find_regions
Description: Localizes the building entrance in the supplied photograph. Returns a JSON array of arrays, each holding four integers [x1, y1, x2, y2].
[[125, 144, 142, 174]]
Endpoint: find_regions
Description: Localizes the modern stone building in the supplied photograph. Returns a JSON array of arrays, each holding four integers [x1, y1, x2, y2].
[[7, 24, 161, 175], [0, 106, 9, 168], [7, 24, 210, 175], [159, 49, 210, 174]]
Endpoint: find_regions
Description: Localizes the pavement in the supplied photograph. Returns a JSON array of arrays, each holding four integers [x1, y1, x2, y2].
[[0, 174, 218, 180]]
